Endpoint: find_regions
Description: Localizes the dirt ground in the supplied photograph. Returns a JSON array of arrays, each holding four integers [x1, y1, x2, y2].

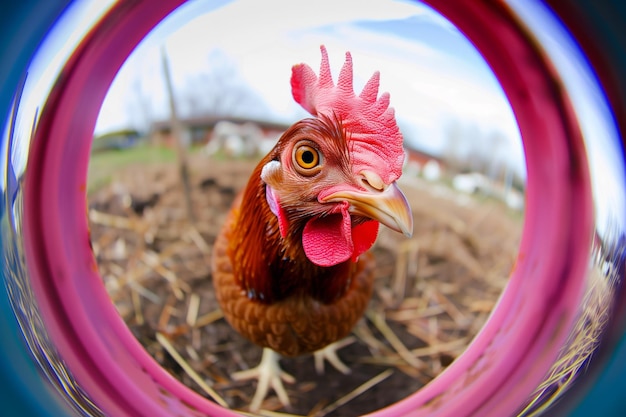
[[87, 152, 522, 416]]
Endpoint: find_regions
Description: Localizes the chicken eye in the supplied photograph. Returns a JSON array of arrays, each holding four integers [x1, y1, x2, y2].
[[294, 144, 321, 174], [298, 147, 318, 167]]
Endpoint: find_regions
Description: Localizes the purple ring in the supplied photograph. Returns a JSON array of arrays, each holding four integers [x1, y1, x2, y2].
[[21, 1, 594, 416]]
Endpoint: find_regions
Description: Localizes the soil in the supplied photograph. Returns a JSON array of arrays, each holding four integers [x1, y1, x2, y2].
[[87, 151, 522, 416]]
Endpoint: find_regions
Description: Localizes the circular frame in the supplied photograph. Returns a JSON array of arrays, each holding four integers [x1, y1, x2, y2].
[[1, 0, 624, 416]]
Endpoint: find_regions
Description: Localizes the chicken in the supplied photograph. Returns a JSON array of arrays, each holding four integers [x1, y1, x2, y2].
[[211, 45, 412, 412]]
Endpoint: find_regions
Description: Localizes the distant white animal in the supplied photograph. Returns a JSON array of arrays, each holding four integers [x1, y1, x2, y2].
[[453, 172, 525, 210], [452, 173, 488, 194], [422, 160, 441, 181]]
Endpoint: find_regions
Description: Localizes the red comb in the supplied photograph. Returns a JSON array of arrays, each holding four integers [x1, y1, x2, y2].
[[291, 45, 404, 184]]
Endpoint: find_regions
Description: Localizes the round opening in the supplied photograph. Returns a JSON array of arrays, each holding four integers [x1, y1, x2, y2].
[[11, 1, 608, 416], [88, 1, 525, 414]]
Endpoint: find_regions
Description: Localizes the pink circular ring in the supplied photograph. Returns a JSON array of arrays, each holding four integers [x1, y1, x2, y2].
[[22, 1, 594, 416]]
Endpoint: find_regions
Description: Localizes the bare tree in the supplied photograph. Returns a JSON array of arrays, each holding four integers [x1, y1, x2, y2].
[[161, 46, 195, 223], [178, 49, 270, 119]]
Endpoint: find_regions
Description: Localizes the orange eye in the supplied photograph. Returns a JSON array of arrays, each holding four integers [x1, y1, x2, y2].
[[294, 144, 321, 173]]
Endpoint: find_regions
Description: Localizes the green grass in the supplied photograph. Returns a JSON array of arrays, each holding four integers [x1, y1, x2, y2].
[[87, 144, 177, 194]]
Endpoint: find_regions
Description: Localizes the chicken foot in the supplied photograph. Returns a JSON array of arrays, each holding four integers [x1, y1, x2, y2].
[[313, 336, 356, 375], [232, 348, 295, 412], [233, 337, 355, 412]]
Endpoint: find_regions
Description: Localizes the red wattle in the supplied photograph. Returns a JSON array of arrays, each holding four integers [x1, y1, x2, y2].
[[351, 220, 379, 262], [302, 204, 378, 267]]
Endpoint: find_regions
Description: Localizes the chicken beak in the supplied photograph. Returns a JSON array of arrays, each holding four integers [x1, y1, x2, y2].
[[322, 182, 413, 237]]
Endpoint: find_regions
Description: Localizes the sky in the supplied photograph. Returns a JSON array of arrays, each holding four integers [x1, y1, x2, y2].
[[94, 0, 525, 175]]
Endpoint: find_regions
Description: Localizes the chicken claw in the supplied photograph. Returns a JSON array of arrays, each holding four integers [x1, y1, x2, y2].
[[232, 348, 295, 412], [313, 336, 356, 375]]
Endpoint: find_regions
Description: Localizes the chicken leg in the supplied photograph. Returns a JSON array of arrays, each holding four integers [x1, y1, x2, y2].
[[234, 338, 355, 412], [313, 336, 355, 375], [232, 348, 295, 412]]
